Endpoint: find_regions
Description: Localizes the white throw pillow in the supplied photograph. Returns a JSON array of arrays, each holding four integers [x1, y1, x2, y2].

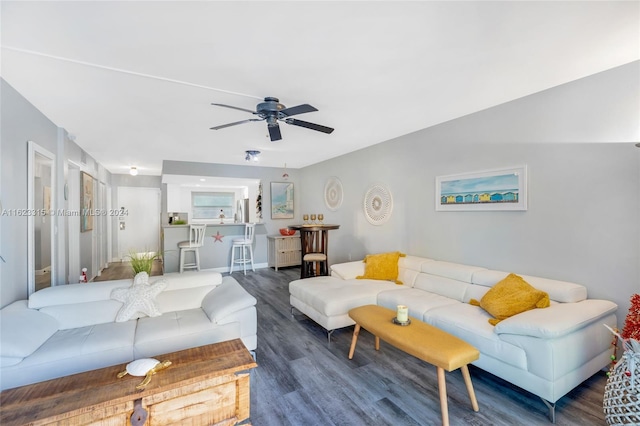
[[111, 272, 167, 322], [0, 309, 59, 358]]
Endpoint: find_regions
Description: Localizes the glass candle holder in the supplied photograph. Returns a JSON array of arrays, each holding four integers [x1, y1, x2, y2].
[[303, 214, 309, 224], [318, 214, 324, 224], [310, 214, 317, 224]]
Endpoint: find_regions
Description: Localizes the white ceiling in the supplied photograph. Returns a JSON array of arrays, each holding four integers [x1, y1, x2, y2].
[[2, 1, 638, 175]]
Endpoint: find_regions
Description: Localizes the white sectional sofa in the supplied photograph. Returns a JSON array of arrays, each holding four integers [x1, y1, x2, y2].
[[289, 255, 617, 421], [0, 271, 257, 391]]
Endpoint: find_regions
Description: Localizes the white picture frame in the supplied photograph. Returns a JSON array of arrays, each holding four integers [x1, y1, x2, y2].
[[435, 165, 527, 211]]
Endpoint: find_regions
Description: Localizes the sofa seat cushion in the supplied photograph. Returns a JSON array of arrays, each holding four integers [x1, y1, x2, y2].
[[424, 303, 528, 371], [0, 308, 59, 359], [290, 277, 400, 317], [1, 321, 136, 390], [376, 288, 460, 318], [133, 308, 241, 358]]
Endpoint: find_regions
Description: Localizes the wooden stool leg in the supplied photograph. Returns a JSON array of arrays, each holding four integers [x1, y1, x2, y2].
[[348, 324, 361, 359], [437, 367, 449, 426], [375, 336, 380, 351], [461, 364, 479, 412]]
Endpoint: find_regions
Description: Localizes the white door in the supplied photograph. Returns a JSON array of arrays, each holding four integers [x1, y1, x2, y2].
[[117, 187, 161, 259]]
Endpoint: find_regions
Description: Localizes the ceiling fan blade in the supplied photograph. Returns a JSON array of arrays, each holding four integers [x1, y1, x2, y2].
[[285, 118, 334, 134], [279, 104, 318, 117], [210, 118, 261, 130], [268, 123, 282, 141], [211, 103, 256, 114]]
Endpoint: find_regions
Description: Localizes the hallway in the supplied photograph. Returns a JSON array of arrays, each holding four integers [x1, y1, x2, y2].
[[92, 260, 164, 282]]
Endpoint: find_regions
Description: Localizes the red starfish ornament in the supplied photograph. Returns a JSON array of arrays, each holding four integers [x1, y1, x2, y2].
[[212, 231, 224, 243]]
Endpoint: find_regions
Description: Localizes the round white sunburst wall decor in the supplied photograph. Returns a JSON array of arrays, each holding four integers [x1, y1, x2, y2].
[[324, 176, 344, 211], [363, 183, 393, 225]]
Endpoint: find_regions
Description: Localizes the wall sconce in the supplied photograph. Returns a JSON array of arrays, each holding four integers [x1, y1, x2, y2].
[[245, 150, 260, 162], [129, 166, 139, 176]]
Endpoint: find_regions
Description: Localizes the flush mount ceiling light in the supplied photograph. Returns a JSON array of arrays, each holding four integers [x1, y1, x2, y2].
[[129, 166, 139, 176], [245, 150, 260, 162]]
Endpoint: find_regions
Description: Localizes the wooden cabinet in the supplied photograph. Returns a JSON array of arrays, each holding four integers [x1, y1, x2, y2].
[[267, 235, 301, 270], [0, 340, 256, 426]]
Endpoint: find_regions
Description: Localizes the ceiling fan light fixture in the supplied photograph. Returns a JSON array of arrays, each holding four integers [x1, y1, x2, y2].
[[129, 166, 139, 176], [211, 97, 333, 142], [245, 150, 260, 162]]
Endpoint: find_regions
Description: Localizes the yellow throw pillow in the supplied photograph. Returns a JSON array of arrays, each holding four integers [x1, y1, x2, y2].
[[356, 251, 406, 284], [470, 273, 550, 325]]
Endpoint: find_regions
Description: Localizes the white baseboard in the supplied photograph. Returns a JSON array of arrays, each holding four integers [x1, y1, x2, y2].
[[202, 262, 269, 274]]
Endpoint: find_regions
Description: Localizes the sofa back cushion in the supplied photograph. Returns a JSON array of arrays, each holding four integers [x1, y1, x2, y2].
[[471, 269, 587, 303], [398, 256, 434, 287], [413, 274, 471, 302], [30, 280, 132, 328], [411, 261, 487, 301], [29, 280, 133, 308], [28, 271, 225, 329], [157, 271, 223, 313], [0, 306, 59, 362]]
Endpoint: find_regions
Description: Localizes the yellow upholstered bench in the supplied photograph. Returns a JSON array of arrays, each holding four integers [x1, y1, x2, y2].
[[348, 305, 480, 426]]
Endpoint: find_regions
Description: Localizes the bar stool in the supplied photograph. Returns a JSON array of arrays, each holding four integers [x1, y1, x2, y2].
[[229, 223, 255, 275], [302, 252, 328, 278], [178, 224, 207, 273]]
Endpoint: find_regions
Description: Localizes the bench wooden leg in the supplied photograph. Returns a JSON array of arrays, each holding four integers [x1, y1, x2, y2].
[[437, 367, 449, 426], [348, 324, 361, 359], [461, 364, 479, 412]]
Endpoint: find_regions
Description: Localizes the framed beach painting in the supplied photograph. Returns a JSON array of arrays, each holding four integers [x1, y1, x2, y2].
[[271, 182, 294, 219], [435, 165, 527, 211], [81, 172, 94, 231]]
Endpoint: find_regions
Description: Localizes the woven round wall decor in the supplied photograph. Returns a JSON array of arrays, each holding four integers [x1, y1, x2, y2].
[[363, 183, 393, 225], [324, 176, 344, 211]]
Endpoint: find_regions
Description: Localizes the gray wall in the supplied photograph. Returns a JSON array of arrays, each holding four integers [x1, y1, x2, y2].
[[1, 79, 59, 306], [1, 79, 110, 307], [299, 62, 640, 325]]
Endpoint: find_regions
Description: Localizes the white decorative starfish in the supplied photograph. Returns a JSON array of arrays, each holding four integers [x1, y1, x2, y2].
[[111, 272, 167, 322]]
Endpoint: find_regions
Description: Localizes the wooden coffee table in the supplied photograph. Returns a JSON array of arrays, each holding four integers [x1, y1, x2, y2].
[[348, 305, 480, 426], [0, 339, 257, 426]]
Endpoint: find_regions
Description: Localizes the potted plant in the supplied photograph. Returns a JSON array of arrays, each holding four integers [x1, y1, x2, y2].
[[127, 250, 159, 275]]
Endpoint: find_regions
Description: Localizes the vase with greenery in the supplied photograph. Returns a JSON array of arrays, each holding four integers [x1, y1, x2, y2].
[[127, 250, 159, 275]]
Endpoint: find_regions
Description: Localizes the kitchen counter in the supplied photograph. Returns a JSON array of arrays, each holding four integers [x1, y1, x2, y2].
[[162, 223, 267, 273]]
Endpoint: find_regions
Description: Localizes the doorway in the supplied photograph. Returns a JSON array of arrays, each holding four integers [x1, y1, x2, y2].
[[117, 187, 161, 260], [28, 141, 56, 294]]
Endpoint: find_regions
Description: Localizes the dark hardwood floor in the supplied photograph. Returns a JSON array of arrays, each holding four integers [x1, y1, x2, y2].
[[93, 263, 608, 425], [231, 267, 608, 426], [92, 260, 164, 282]]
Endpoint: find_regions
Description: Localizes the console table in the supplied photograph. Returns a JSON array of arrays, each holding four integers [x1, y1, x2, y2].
[[0, 339, 257, 426]]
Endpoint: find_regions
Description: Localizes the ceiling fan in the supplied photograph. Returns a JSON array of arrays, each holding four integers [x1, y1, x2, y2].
[[210, 97, 334, 141]]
